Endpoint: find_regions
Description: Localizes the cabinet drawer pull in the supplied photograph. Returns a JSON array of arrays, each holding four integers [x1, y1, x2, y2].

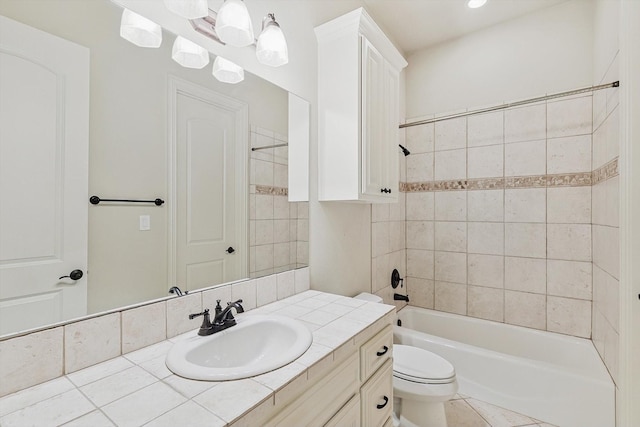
[[376, 396, 389, 409], [376, 346, 389, 357]]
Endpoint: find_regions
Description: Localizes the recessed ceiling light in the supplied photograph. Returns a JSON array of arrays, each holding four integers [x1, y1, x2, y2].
[[467, 0, 487, 8]]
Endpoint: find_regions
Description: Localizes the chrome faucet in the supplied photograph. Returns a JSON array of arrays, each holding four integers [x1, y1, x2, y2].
[[188, 299, 244, 336]]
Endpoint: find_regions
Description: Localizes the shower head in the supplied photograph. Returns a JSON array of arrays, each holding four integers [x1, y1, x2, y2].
[[399, 144, 410, 156]]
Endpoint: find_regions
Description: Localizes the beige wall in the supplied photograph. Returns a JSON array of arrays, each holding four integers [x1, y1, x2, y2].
[[406, 0, 594, 118], [0, 0, 287, 313]]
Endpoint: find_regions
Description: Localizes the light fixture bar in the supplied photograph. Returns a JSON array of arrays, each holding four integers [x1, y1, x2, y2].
[[189, 9, 225, 44]]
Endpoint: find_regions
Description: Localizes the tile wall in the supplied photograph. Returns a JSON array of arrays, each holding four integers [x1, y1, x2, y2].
[[0, 267, 310, 398], [591, 56, 620, 385], [249, 126, 309, 278], [397, 94, 598, 338]]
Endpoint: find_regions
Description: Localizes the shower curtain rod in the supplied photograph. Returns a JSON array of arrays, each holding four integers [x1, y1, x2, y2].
[[399, 80, 619, 129]]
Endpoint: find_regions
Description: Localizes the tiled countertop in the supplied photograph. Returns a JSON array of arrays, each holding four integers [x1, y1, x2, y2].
[[0, 291, 395, 427]]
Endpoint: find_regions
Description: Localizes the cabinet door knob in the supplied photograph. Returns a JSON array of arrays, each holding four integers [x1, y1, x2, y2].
[[376, 396, 389, 409], [376, 346, 389, 357]]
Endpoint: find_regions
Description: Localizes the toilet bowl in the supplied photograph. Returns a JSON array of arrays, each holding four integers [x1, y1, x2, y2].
[[354, 293, 458, 427]]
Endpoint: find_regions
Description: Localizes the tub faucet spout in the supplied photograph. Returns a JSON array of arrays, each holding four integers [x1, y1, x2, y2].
[[394, 293, 409, 302]]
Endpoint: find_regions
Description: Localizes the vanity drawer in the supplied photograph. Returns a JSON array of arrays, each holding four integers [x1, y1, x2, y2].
[[360, 325, 393, 381], [324, 394, 360, 427], [361, 359, 393, 427]]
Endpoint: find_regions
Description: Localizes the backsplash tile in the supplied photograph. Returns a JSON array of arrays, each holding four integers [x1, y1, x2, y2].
[[64, 312, 121, 374], [122, 302, 167, 354]]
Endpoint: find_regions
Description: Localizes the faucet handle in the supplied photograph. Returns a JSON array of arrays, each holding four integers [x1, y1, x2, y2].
[[188, 308, 209, 320]]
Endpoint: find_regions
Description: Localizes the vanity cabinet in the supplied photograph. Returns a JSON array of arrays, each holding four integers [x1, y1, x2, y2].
[[255, 316, 394, 427], [315, 8, 407, 203]]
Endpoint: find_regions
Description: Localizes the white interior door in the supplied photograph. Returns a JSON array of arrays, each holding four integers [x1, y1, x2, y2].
[[0, 16, 89, 335], [169, 78, 247, 291]]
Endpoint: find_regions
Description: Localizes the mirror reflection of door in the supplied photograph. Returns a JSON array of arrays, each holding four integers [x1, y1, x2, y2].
[[169, 78, 248, 291], [0, 16, 89, 335]]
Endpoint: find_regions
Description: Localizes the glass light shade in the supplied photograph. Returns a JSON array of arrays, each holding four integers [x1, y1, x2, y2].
[[120, 9, 162, 48], [256, 20, 288, 67], [172, 36, 210, 69], [163, 0, 208, 19], [215, 0, 254, 47], [212, 56, 244, 84], [467, 0, 487, 8]]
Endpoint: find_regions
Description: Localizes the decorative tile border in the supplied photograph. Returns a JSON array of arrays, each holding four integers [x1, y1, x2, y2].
[[255, 185, 288, 196], [592, 157, 619, 185], [401, 172, 593, 193]]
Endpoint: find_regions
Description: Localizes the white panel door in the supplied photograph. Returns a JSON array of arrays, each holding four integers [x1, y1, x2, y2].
[[170, 78, 247, 291], [0, 17, 89, 335]]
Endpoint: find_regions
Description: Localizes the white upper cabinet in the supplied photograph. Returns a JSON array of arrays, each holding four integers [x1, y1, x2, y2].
[[315, 8, 407, 203]]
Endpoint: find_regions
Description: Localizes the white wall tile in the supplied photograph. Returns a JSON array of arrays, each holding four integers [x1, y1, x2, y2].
[[504, 257, 546, 294], [165, 293, 202, 339], [406, 153, 434, 182], [547, 95, 592, 138], [468, 286, 503, 322], [547, 260, 592, 300], [255, 220, 274, 245], [593, 224, 620, 279], [231, 279, 257, 310], [504, 188, 546, 223], [251, 159, 273, 186], [276, 270, 295, 300], [435, 222, 466, 252], [547, 223, 592, 261], [273, 220, 289, 243], [372, 203, 390, 223], [504, 140, 546, 176], [435, 191, 467, 221], [254, 245, 274, 272], [467, 190, 504, 222], [372, 255, 390, 294], [504, 103, 546, 143], [504, 290, 546, 330], [547, 135, 591, 174], [547, 296, 591, 338], [435, 117, 466, 151], [405, 122, 434, 154], [406, 221, 434, 250], [434, 251, 467, 284], [407, 278, 435, 309], [505, 223, 546, 258], [294, 267, 310, 294], [64, 313, 121, 374], [468, 145, 503, 178], [468, 222, 504, 255], [406, 192, 434, 221], [407, 249, 435, 280], [390, 221, 406, 252], [0, 328, 63, 397], [468, 254, 504, 289], [547, 186, 591, 223], [467, 111, 503, 148], [273, 163, 287, 188], [121, 302, 167, 354], [435, 282, 467, 315], [435, 149, 466, 180], [202, 284, 232, 312], [372, 221, 390, 257]]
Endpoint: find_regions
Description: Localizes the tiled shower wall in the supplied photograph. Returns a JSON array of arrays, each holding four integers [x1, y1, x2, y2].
[[398, 94, 597, 338], [249, 126, 309, 278], [591, 56, 620, 385]]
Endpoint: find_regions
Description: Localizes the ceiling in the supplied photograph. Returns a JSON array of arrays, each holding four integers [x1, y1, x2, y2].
[[360, 0, 568, 54]]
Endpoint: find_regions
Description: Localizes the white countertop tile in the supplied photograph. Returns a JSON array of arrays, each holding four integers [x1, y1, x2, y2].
[[102, 382, 187, 427], [67, 357, 134, 388], [193, 379, 272, 423], [143, 401, 225, 427], [0, 377, 75, 418], [0, 389, 94, 427], [63, 410, 115, 427], [80, 366, 157, 407]]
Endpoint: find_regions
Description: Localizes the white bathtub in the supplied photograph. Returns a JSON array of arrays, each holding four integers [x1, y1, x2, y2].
[[394, 306, 614, 427]]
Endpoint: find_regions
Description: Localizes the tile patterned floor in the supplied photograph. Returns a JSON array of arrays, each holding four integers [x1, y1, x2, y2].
[[444, 394, 558, 427]]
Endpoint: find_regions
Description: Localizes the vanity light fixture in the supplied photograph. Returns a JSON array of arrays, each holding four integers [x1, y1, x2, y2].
[[172, 36, 210, 68], [212, 56, 245, 84], [120, 9, 162, 48], [256, 13, 288, 67], [163, 0, 208, 19], [467, 0, 488, 8], [215, 0, 255, 47]]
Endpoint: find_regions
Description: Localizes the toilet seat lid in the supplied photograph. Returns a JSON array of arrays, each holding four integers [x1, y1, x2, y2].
[[393, 345, 455, 384]]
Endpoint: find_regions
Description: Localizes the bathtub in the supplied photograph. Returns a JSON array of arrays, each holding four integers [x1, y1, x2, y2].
[[394, 306, 614, 427]]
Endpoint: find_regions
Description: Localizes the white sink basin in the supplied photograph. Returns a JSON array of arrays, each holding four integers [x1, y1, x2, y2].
[[165, 314, 313, 381]]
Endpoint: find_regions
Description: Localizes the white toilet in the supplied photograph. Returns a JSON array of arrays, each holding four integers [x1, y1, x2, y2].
[[355, 293, 458, 427]]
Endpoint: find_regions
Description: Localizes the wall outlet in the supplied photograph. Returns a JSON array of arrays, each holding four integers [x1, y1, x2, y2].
[[139, 215, 151, 231]]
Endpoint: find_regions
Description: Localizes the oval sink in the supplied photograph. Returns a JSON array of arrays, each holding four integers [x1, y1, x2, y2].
[[165, 314, 313, 381]]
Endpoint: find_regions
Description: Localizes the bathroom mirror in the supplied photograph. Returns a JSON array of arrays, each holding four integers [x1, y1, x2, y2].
[[0, 0, 309, 337]]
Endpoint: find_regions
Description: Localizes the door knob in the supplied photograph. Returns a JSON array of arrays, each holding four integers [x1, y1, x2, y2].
[[226, 247, 235, 254], [59, 269, 83, 280]]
